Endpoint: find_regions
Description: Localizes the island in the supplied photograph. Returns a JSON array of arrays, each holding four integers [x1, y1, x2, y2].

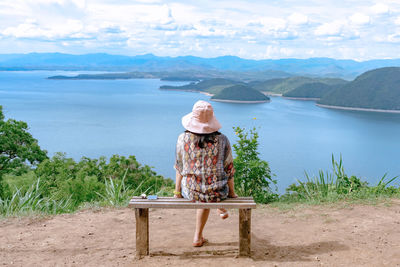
[[211, 85, 270, 103], [317, 67, 400, 112], [160, 78, 268, 103]]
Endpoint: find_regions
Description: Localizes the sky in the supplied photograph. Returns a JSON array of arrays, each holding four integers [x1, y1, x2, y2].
[[0, 0, 400, 60]]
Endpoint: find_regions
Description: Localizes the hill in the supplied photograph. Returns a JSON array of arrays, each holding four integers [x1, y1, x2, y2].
[[318, 67, 400, 111], [249, 77, 347, 94], [211, 85, 269, 103], [283, 82, 338, 99]]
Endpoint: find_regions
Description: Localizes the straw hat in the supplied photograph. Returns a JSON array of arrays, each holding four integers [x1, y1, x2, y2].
[[182, 100, 222, 134]]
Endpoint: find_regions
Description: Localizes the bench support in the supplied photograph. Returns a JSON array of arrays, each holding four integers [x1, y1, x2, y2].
[[135, 208, 149, 258], [239, 208, 251, 256]]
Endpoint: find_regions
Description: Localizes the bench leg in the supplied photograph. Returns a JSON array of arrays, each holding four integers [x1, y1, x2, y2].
[[135, 208, 149, 258], [239, 208, 251, 257]]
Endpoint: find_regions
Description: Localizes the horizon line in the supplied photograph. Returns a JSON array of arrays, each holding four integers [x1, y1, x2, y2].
[[0, 52, 399, 62]]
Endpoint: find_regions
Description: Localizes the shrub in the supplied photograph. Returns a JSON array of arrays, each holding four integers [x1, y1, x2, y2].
[[233, 127, 277, 203]]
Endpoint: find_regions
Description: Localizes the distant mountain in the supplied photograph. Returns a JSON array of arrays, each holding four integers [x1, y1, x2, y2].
[[211, 85, 270, 103], [2, 52, 400, 78], [318, 67, 400, 111], [283, 82, 340, 99]]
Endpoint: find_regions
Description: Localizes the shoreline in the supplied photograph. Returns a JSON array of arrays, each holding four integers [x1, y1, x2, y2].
[[263, 91, 282, 97], [316, 103, 400, 114], [159, 87, 214, 96], [211, 98, 270, 104], [283, 96, 320, 101]]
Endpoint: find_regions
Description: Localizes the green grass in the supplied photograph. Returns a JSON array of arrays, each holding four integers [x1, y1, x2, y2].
[[0, 179, 75, 217], [280, 155, 400, 204]]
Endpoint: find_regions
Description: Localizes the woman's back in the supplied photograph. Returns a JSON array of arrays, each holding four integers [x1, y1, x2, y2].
[[175, 131, 234, 202]]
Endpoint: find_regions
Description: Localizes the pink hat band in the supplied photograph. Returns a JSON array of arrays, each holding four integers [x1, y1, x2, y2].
[[182, 100, 222, 134]]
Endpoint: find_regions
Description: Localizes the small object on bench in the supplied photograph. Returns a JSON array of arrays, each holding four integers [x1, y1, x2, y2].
[[129, 196, 256, 258], [146, 195, 158, 200]]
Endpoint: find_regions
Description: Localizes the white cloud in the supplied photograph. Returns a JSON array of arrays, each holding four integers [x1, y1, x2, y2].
[[2, 19, 85, 39], [288, 13, 309, 25], [350, 13, 370, 25], [370, 3, 390, 14], [315, 21, 344, 36], [1, 0, 400, 59]]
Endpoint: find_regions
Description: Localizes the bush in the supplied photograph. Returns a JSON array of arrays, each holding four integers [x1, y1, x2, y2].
[[34, 153, 174, 202], [233, 127, 277, 203]]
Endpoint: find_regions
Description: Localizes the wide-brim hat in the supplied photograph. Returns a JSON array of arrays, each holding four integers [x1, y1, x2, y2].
[[182, 100, 222, 134]]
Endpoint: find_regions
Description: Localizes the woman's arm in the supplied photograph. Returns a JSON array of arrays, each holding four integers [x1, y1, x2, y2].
[[174, 171, 183, 198]]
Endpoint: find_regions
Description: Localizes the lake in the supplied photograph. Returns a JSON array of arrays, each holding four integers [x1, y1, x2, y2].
[[1, 71, 400, 193]]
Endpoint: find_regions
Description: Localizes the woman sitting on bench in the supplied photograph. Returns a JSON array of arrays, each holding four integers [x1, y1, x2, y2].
[[174, 100, 238, 247]]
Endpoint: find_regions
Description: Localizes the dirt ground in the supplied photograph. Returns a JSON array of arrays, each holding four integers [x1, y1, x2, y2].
[[1, 200, 400, 267]]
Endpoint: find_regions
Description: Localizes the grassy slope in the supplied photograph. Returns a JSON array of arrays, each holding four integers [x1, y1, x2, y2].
[[250, 77, 348, 94], [283, 82, 336, 98], [318, 67, 400, 110], [211, 85, 269, 101]]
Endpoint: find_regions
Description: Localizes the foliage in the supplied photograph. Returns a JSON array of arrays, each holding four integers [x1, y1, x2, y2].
[[232, 127, 277, 203], [34, 153, 173, 201], [282, 155, 399, 203], [0, 106, 48, 198]]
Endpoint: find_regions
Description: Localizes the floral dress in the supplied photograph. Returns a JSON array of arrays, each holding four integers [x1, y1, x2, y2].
[[174, 131, 235, 202]]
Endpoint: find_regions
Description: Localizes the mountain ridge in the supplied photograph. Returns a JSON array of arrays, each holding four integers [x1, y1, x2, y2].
[[2, 53, 400, 79]]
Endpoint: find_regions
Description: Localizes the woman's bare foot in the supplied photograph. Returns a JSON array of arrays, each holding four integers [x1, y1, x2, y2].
[[228, 193, 238, 198], [217, 208, 229, 220], [193, 237, 207, 247]]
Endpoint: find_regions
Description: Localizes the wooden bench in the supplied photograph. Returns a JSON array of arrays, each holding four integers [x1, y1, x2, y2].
[[129, 196, 256, 258]]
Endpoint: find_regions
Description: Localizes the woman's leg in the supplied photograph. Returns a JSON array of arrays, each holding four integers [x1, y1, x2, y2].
[[194, 209, 210, 244]]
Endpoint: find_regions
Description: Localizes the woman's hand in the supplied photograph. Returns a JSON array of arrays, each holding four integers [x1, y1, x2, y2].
[[174, 190, 183, 198]]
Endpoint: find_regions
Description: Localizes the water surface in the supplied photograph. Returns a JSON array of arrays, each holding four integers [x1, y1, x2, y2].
[[1, 71, 400, 192]]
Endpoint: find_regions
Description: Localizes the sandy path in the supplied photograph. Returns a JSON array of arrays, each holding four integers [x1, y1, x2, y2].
[[1, 201, 400, 266]]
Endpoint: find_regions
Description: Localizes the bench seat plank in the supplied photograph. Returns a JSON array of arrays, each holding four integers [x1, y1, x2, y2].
[[129, 197, 256, 209]]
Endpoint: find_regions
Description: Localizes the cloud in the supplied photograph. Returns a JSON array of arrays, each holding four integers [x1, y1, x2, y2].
[[314, 21, 344, 37], [1, 0, 400, 59], [288, 13, 309, 25], [350, 13, 370, 26], [2, 19, 85, 40], [370, 3, 390, 14]]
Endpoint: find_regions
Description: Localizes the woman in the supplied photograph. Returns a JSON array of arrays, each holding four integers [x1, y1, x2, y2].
[[174, 100, 238, 247]]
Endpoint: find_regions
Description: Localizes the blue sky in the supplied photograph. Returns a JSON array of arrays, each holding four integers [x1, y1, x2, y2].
[[0, 0, 399, 60]]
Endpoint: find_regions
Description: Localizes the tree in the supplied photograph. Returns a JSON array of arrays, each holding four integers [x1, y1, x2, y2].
[[0, 106, 48, 197], [233, 127, 277, 203]]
